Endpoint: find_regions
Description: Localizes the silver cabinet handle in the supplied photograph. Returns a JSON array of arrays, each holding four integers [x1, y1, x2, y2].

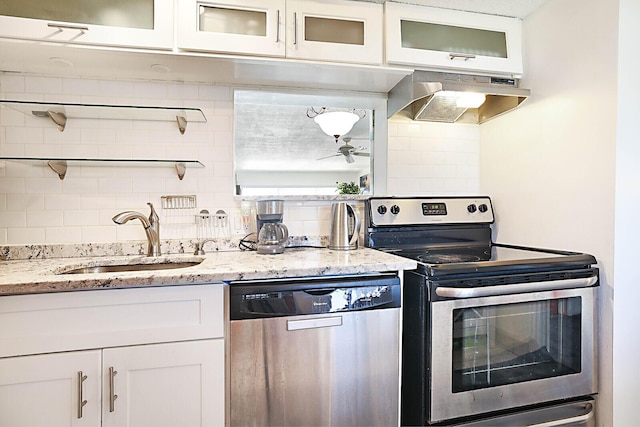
[[275, 10, 280, 43], [47, 23, 89, 33], [436, 275, 598, 298], [526, 402, 594, 427], [287, 316, 342, 331], [77, 371, 88, 419], [108, 367, 118, 413], [449, 53, 476, 61], [293, 12, 298, 45]]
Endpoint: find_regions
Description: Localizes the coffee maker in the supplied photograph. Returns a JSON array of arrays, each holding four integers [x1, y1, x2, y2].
[[255, 199, 288, 254]]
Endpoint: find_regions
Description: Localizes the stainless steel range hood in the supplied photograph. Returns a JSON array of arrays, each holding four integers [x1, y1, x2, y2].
[[387, 70, 530, 124]]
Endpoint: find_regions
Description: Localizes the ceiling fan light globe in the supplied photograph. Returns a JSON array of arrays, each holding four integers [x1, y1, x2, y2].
[[313, 111, 360, 138]]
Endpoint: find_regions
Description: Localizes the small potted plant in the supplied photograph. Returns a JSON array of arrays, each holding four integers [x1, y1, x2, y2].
[[336, 181, 360, 195]]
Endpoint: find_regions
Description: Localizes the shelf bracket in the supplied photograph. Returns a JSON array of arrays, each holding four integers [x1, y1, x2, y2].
[[176, 115, 187, 135], [32, 110, 67, 131], [48, 160, 67, 180], [175, 162, 186, 180]]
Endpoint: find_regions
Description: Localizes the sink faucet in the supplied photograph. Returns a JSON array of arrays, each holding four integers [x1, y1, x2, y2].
[[194, 238, 216, 255], [112, 202, 161, 256]]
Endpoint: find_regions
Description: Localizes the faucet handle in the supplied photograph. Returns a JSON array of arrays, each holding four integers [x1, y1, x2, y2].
[[147, 202, 159, 224]]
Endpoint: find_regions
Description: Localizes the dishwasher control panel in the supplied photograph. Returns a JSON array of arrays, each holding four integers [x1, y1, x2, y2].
[[229, 275, 400, 319]]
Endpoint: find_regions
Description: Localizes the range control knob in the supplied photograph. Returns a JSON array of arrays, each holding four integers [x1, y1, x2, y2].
[[467, 204, 477, 213], [478, 203, 488, 213], [390, 205, 400, 215], [377, 205, 387, 215]]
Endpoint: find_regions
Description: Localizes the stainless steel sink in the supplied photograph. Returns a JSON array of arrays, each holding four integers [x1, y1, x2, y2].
[[61, 261, 202, 274]]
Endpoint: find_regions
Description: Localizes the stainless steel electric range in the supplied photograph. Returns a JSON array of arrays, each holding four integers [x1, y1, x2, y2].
[[365, 196, 598, 427]]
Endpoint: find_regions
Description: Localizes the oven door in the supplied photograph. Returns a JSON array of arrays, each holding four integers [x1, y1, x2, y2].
[[430, 285, 598, 423]]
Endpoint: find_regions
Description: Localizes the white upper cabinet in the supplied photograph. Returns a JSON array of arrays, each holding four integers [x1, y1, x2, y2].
[[177, 0, 286, 57], [285, 0, 383, 65], [385, 2, 523, 77], [177, 0, 383, 65], [0, 0, 173, 49]]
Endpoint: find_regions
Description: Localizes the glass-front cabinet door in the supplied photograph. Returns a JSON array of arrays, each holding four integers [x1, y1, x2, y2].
[[177, 0, 382, 65], [177, 0, 285, 57], [285, 0, 383, 65], [385, 2, 523, 76], [0, 0, 173, 49]]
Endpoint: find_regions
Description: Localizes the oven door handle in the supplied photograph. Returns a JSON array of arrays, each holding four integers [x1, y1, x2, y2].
[[526, 401, 595, 427], [435, 275, 598, 298]]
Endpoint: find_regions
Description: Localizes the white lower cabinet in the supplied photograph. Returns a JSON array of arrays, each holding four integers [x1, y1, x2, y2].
[[0, 284, 226, 427], [102, 340, 224, 427], [0, 350, 102, 427]]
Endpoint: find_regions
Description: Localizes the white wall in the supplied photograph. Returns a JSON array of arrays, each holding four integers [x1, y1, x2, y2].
[[479, 0, 618, 424], [0, 73, 481, 246], [613, 0, 640, 425]]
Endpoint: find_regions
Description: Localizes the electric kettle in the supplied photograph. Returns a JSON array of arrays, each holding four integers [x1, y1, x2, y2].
[[257, 222, 289, 254], [328, 202, 361, 250]]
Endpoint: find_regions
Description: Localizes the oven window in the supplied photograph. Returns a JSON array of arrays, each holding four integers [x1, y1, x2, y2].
[[451, 297, 582, 392]]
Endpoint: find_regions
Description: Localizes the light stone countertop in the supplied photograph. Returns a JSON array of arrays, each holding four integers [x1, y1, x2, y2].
[[0, 247, 417, 295]]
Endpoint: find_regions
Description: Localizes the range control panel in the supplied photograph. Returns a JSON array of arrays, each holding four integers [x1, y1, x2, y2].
[[367, 197, 494, 226]]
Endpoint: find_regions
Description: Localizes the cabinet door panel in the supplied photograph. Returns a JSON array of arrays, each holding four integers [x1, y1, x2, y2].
[[177, 0, 285, 56], [286, 0, 383, 65], [385, 3, 523, 76], [0, 350, 101, 427], [102, 340, 224, 427], [0, 0, 173, 49]]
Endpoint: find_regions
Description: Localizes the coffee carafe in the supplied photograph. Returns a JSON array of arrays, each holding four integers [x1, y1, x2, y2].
[[328, 202, 361, 250], [257, 222, 289, 254]]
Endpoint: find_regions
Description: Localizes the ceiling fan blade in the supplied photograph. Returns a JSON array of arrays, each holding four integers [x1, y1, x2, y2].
[[317, 153, 342, 160], [353, 152, 370, 157]]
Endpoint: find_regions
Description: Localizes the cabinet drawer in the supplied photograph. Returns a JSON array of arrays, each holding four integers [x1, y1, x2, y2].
[[0, 284, 225, 357]]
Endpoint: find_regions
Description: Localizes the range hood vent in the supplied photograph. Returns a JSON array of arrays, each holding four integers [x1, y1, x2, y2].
[[387, 71, 530, 124]]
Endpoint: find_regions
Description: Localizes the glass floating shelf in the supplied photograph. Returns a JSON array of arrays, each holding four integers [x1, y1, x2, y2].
[[0, 157, 205, 181], [0, 100, 207, 134]]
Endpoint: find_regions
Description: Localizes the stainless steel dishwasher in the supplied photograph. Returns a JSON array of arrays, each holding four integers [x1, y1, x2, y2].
[[229, 273, 401, 427]]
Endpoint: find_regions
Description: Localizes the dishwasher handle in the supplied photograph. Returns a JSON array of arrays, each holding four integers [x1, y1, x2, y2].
[[287, 316, 343, 331]]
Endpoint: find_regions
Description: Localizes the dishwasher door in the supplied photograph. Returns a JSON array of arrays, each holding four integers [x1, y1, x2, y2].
[[229, 274, 401, 427]]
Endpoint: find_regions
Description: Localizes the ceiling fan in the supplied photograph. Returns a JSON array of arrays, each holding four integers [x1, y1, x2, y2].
[[317, 137, 370, 164]]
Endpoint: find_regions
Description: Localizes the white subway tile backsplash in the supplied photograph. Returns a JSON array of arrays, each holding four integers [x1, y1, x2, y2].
[[1, 74, 481, 246], [25, 76, 63, 94], [0, 108, 25, 127], [8, 227, 44, 245], [0, 211, 26, 227], [5, 126, 44, 144], [81, 226, 117, 243], [62, 78, 100, 96], [44, 193, 81, 211], [27, 210, 63, 227], [98, 80, 135, 99], [1, 74, 25, 93], [0, 177, 26, 194], [26, 178, 63, 194], [7, 194, 44, 211], [46, 226, 82, 243], [167, 83, 199, 101], [64, 210, 99, 226]]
